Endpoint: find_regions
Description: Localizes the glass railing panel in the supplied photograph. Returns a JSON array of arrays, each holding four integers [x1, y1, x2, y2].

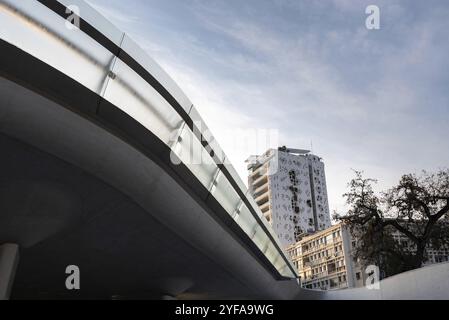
[[281, 265, 296, 278], [245, 190, 280, 242], [268, 244, 296, 278], [0, 0, 115, 96], [103, 58, 183, 144], [222, 156, 248, 196], [211, 170, 241, 215], [188, 106, 227, 163], [171, 125, 218, 190], [120, 35, 192, 114], [56, 0, 124, 46], [236, 203, 295, 278], [266, 242, 296, 278], [264, 242, 278, 264], [251, 225, 270, 254], [273, 252, 286, 272], [234, 203, 257, 236], [244, 190, 297, 277]]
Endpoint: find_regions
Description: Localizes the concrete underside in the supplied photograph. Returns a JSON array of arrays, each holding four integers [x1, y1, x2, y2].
[[1, 130, 241, 299], [0, 244, 19, 299], [0, 74, 310, 300]]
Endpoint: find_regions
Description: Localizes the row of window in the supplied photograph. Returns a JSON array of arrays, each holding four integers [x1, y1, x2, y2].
[[304, 230, 341, 249], [305, 244, 343, 258], [303, 274, 348, 290], [310, 259, 346, 274], [427, 255, 449, 264], [287, 236, 344, 259]]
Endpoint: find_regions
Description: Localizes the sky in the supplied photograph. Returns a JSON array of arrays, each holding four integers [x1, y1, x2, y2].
[[86, 0, 449, 214]]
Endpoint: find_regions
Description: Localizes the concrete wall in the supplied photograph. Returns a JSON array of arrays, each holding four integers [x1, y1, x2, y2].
[[319, 261, 449, 300]]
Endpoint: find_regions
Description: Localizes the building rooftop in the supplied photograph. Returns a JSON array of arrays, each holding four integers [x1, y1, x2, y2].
[[245, 147, 313, 170], [277, 146, 311, 155]]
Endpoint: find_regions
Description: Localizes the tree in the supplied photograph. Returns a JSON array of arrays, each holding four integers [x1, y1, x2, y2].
[[335, 169, 449, 277]]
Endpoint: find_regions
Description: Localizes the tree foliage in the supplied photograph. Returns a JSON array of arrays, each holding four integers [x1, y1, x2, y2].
[[335, 169, 449, 277]]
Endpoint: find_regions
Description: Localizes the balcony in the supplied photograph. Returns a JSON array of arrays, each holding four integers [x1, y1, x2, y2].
[[253, 183, 269, 198], [250, 164, 267, 179], [251, 174, 268, 189], [254, 191, 270, 205], [259, 201, 270, 213], [263, 210, 272, 219]]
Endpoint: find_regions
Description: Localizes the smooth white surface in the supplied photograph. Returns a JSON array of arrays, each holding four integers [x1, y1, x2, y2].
[[322, 262, 449, 300]]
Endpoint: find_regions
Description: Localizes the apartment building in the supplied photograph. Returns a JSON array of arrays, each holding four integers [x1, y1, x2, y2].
[[247, 147, 332, 247], [286, 223, 366, 290], [389, 228, 449, 266], [287, 222, 449, 291]]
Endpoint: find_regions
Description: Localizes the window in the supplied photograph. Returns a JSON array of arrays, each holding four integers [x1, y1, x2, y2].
[[356, 272, 361, 280]]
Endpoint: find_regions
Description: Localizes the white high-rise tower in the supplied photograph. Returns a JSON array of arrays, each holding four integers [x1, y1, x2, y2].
[[247, 147, 332, 247]]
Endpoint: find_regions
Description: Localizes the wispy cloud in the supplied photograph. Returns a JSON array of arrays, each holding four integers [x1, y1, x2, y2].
[[85, 0, 139, 25], [88, 0, 449, 214]]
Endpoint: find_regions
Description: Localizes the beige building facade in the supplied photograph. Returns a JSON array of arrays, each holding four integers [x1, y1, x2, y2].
[[286, 223, 366, 290]]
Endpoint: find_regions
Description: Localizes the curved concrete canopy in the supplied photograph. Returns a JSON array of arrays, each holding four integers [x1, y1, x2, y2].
[[0, 49, 303, 299]]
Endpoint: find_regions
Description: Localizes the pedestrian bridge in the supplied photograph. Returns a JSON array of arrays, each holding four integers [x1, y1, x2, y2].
[[0, 0, 300, 299], [0, 0, 448, 300]]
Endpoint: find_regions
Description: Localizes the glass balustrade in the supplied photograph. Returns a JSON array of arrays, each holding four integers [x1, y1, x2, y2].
[[0, 0, 114, 96], [103, 58, 184, 145], [120, 35, 193, 114], [210, 169, 241, 215], [189, 106, 227, 163], [170, 124, 218, 191]]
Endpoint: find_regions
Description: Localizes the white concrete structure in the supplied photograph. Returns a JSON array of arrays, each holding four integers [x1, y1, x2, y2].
[[322, 261, 449, 300], [247, 147, 332, 247]]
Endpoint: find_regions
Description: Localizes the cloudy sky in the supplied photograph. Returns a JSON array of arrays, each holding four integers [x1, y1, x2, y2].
[[86, 0, 449, 214]]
